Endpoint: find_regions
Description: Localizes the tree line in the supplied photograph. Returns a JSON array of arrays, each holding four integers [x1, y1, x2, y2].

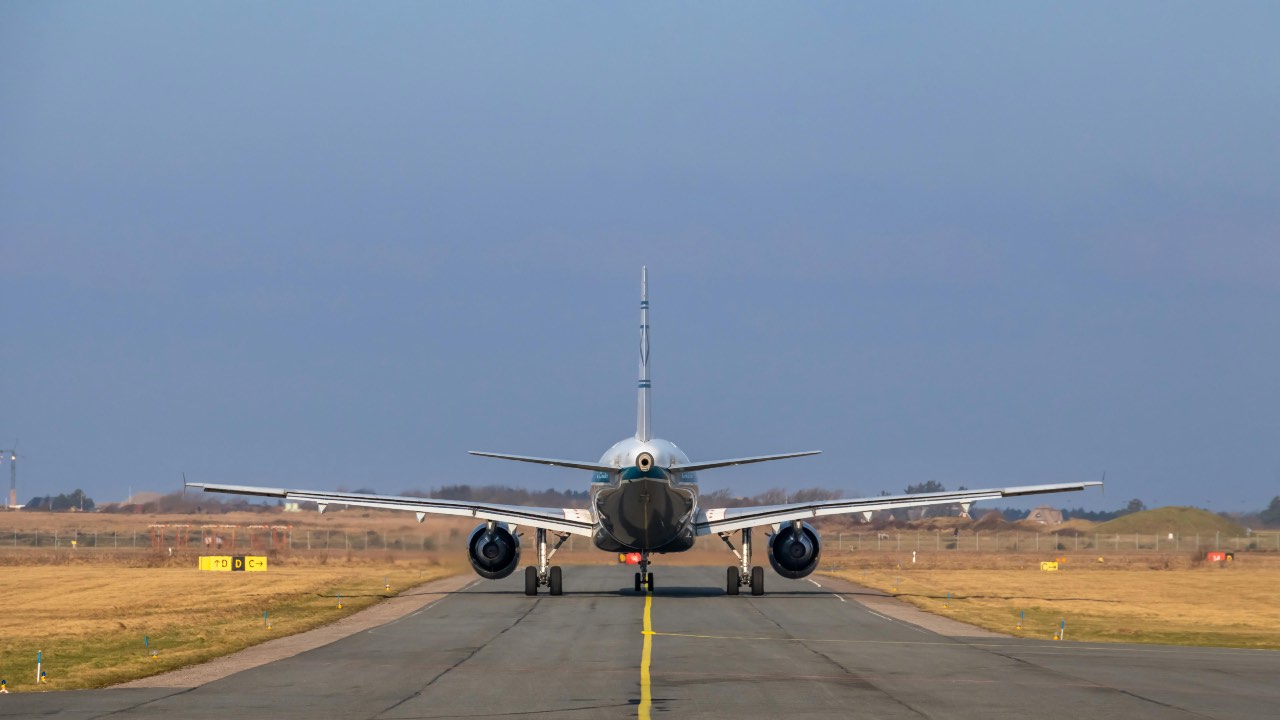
[[20, 486, 1280, 528]]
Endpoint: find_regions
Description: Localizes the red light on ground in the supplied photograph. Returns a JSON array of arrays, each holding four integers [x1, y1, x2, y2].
[[625, 552, 642, 565]]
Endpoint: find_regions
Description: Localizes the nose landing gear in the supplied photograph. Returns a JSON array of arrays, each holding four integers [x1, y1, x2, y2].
[[634, 551, 654, 592]]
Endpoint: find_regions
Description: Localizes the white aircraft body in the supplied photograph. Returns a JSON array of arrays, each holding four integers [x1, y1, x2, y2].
[[190, 269, 1101, 596]]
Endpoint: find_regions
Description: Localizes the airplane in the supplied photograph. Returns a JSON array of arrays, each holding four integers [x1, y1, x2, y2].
[[188, 268, 1101, 597]]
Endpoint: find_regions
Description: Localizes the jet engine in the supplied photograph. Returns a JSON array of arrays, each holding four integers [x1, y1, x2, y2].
[[467, 523, 521, 580], [767, 522, 821, 579], [636, 452, 655, 472]]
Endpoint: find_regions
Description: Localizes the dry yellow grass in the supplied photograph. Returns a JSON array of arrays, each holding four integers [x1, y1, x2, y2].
[[0, 554, 460, 691], [826, 553, 1280, 649]]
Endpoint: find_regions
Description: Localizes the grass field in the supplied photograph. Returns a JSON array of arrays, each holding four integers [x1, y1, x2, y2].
[[825, 552, 1280, 649], [4, 507, 1278, 693], [0, 552, 460, 691]]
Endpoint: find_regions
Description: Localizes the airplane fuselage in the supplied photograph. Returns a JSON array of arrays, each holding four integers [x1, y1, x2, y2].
[[589, 437, 699, 553]]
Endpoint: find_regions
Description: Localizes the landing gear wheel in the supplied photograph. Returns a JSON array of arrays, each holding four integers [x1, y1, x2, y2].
[[646, 572, 654, 592], [525, 566, 539, 596], [750, 566, 765, 596], [727, 567, 740, 595], [635, 572, 643, 593], [549, 566, 563, 596]]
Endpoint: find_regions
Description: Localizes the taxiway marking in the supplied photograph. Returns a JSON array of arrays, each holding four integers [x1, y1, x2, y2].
[[865, 608, 928, 633], [639, 588, 653, 720]]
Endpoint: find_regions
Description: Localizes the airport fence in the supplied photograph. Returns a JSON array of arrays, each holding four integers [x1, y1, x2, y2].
[[0, 527, 589, 554], [831, 529, 1280, 554], [1, 527, 1276, 554]]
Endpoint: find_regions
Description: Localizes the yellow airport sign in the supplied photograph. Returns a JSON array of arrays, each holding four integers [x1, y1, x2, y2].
[[200, 555, 267, 572], [200, 555, 232, 571], [1040, 561, 1059, 572]]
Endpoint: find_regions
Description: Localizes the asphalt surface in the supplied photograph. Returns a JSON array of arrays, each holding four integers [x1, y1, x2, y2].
[[4, 565, 1277, 719]]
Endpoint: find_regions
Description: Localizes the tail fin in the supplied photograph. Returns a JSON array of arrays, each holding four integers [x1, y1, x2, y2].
[[636, 266, 651, 442]]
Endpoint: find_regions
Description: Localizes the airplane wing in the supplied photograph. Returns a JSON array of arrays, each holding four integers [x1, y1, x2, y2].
[[694, 481, 1102, 535], [188, 482, 595, 536]]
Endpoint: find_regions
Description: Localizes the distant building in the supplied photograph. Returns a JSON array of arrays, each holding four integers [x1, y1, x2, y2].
[[1028, 505, 1064, 525]]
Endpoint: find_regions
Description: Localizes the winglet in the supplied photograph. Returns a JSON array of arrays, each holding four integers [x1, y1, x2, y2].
[[636, 266, 651, 442]]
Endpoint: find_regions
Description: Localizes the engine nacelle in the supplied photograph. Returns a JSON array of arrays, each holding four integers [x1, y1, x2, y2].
[[467, 523, 521, 580], [768, 522, 821, 579]]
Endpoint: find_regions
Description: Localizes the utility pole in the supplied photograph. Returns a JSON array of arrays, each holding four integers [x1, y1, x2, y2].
[[0, 443, 18, 510]]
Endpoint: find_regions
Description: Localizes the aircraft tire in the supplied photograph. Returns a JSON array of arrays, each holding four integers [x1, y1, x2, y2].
[[549, 566, 563, 596], [646, 572, 654, 591], [750, 566, 764, 596], [635, 572, 642, 593], [727, 567, 740, 595], [525, 566, 539, 596]]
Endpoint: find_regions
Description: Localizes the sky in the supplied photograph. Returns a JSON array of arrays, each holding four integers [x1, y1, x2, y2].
[[2, 3, 1278, 513]]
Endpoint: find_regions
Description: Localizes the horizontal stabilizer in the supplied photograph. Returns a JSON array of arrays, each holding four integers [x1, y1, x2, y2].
[[468, 451, 615, 473], [674, 451, 821, 473]]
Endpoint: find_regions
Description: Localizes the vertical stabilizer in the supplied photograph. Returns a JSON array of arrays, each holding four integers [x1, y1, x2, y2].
[[636, 267, 651, 441]]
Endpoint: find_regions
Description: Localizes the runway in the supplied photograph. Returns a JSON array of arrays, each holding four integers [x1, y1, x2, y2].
[[3, 566, 1277, 719]]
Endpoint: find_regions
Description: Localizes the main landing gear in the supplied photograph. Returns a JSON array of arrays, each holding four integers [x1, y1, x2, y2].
[[634, 551, 654, 592], [719, 527, 765, 596], [524, 528, 568, 596]]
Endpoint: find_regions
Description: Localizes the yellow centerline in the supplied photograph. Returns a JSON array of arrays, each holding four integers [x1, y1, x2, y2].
[[639, 588, 653, 720]]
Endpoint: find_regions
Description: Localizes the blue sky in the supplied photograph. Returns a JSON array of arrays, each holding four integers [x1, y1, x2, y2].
[[2, 3, 1277, 512]]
